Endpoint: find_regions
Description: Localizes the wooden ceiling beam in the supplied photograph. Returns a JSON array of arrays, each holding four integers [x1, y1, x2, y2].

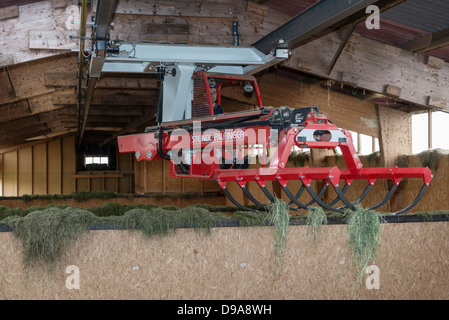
[[285, 30, 449, 112], [44, 72, 159, 90], [84, 115, 140, 123], [88, 105, 145, 116], [0, 115, 42, 133], [0, 123, 49, 138], [0, 128, 53, 147], [0, 132, 74, 154], [0, 53, 76, 104], [0, 100, 32, 123], [100, 109, 157, 146], [50, 89, 157, 106]]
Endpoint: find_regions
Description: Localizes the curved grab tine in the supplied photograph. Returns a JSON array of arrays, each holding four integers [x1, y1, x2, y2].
[[260, 186, 276, 203], [287, 185, 305, 206], [254, 180, 301, 212], [303, 184, 344, 214], [332, 184, 356, 211], [280, 184, 309, 210], [254, 179, 276, 203], [352, 183, 373, 205], [368, 182, 399, 211], [337, 182, 374, 210], [238, 183, 270, 211], [218, 184, 258, 212], [304, 183, 328, 206], [393, 184, 428, 215], [327, 183, 350, 207]]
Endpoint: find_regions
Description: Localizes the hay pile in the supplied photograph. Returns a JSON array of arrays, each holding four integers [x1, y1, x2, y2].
[[3, 207, 96, 266], [1, 204, 229, 268]]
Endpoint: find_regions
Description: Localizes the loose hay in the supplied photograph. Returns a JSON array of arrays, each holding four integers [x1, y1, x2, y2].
[[305, 206, 328, 243], [3, 207, 96, 267], [267, 198, 290, 273], [346, 206, 385, 284]]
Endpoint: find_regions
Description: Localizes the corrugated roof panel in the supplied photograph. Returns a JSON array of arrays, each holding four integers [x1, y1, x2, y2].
[[381, 0, 449, 33], [265, 0, 449, 34], [354, 17, 429, 45]]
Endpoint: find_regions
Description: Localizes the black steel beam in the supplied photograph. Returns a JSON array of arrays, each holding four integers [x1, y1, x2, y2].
[[78, 0, 116, 145], [252, 0, 398, 55], [94, 0, 117, 41]]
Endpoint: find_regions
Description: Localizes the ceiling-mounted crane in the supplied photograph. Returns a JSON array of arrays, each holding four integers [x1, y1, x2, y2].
[[79, 0, 430, 214]]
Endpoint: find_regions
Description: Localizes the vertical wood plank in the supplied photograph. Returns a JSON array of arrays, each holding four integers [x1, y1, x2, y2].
[[3, 151, 18, 196], [33, 143, 48, 195], [62, 136, 75, 194], [18, 147, 32, 196], [118, 152, 132, 194], [377, 105, 412, 213], [47, 139, 62, 194]]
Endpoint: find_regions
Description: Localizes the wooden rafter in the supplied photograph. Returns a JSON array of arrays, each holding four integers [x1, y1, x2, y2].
[[399, 25, 449, 54], [100, 110, 156, 146], [327, 22, 357, 75]]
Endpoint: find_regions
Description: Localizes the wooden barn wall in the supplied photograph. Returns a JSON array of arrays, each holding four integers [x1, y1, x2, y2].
[[0, 136, 134, 196], [134, 157, 221, 195], [74, 153, 134, 194], [223, 73, 381, 138], [263, 75, 380, 138], [0, 222, 448, 299], [0, 136, 76, 196]]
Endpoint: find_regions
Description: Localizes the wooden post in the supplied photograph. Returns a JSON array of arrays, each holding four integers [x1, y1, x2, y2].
[[377, 105, 412, 167], [377, 105, 412, 212]]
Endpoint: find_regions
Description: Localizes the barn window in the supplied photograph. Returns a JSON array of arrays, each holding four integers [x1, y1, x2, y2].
[[85, 156, 109, 166]]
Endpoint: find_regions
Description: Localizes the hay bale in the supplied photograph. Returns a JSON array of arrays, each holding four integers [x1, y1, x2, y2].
[[416, 148, 449, 171], [288, 151, 311, 167]]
